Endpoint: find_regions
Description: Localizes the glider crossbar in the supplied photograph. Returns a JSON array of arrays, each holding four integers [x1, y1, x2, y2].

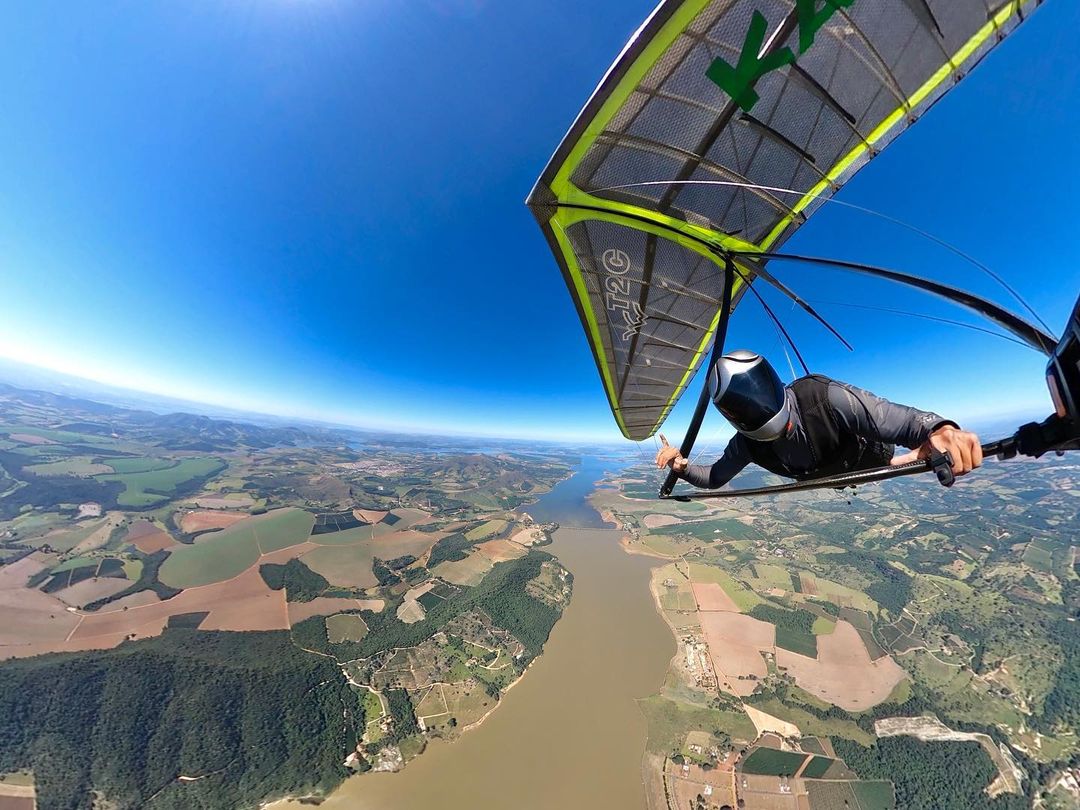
[[661, 458, 932, 500], [660, 427, 1078, 501]]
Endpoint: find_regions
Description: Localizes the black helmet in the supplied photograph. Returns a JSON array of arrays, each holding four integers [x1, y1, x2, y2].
[[708, 350, 790, 441]]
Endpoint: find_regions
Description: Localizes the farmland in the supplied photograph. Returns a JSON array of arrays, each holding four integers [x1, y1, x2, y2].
[[159, 508, 315, 588], [98, 457, 226, 507], [0, 379, 576, 807], [326, 613, 368, 643], [603, 453, 1078, 809]]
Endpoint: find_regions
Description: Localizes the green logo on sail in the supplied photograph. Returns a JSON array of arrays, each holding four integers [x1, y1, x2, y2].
[[707, 0, 856, 112]]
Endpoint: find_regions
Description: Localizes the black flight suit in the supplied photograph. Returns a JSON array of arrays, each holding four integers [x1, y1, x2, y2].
[[680, 376, 956, 488]]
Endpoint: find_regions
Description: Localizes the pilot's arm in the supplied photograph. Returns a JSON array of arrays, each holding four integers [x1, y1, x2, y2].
[[828, 381, 983, 476], [656, 433, 751, 489]]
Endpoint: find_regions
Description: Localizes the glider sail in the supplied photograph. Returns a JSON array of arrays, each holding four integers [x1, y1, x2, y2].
[[528, 0, 1042, 441]]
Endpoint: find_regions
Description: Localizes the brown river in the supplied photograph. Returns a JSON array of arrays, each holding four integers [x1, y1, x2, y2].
[[291, 460, 674, 810]]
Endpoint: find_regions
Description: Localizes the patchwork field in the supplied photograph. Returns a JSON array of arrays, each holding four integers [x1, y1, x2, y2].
[[97, 457, 226, 507], [124, 520, 175, 553], [53, 577, 131, 608], [432, 551, 494, 587], [416, 681, 495, 732], [776, 621, 907, 711], [159, 508, 314, 588], [80, 567, 286, 638], [0, 557, 81, 651], [1, 563, 290, 659], [692, 581, 741, 612], [301, 531, 437, 589], [687, 563, 763, 611]]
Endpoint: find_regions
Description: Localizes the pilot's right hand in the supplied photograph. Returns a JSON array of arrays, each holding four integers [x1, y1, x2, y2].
[[655, 434, 688, 473]]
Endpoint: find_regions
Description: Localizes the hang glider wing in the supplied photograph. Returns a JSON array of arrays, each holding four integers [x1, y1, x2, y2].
[[528, 0, 1041, 440]]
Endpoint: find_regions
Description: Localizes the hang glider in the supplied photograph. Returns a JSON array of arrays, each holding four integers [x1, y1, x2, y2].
[[527, 0, 1045, 443]]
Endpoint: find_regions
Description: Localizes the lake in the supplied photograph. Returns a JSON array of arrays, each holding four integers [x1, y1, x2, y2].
[[299, 457, 672, 810]]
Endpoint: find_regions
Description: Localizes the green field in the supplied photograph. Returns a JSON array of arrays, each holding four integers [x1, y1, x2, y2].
[[105, 457, 176, 474], [800, 737, 827, 756], [159, 507, 314, 588], [776, 626, 818, 657], [0, 425, 114, 444], [852, 781, 896, 810], [361, 688, 384, 722], [741, 747, 808, 776], [800, 755, 836, 778], [751, 563, 798, 589], [751, 604, 818, 657], [806, 781, 895, 810], [24, 458, 113, 476], [1023, 541, 1054, 573], [812, 616, 836, 635], [651, 517, 761, 542], [326, 613, 368, 643], [745, 697, 874, 745], [641, 535, 690, 557], [687, 563, 763, 611], [465, 519, 507, 541], [50, 555, 100, 574], [97, 457, 226, 507], [638, 696, 757, 753]]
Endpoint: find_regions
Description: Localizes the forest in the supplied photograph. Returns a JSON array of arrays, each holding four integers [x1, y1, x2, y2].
[[259, 559, 330, 602], [832, 737, 1027, 810], [0, 629, 360, 810]]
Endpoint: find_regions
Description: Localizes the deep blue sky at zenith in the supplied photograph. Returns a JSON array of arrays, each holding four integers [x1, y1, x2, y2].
[[0, 1, 1078, 443]]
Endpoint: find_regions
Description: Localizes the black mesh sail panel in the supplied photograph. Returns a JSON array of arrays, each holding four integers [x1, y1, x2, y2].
[[528, 0, 1042, 440]]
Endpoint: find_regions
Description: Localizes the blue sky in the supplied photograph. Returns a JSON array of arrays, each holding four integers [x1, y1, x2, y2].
[[0, 0, 1077, 443]]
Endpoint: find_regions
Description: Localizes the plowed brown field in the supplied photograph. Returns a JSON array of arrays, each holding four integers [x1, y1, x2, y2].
[[775, 620, 906, 711], [476, 539, 527, 562], [180, 510, 250, 533], [125, 520, 176, 553], [691, 582, 740, 612], [699, 611, 774, 696]]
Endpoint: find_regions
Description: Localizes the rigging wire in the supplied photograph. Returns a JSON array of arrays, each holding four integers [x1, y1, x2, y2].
[[730, 263, 812, 375], [590, 178, 1053, 334], [805, 300, 1033, 349]]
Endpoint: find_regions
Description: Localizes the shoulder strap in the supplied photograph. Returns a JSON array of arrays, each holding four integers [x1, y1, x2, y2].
[[789, 375, 842, 469]]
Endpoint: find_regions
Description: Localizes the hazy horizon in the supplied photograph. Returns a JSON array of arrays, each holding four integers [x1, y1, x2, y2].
[[1, 0, 1077, 445]]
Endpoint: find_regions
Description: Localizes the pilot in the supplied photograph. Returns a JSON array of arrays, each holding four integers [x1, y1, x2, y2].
[[655, 350, 982, 488]]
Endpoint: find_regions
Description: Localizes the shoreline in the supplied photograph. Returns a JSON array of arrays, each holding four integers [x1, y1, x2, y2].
[[619, 535, 677, 560]]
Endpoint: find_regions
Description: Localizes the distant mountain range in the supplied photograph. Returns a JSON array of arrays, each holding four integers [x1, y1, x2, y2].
[[0, 381, 349, 451]]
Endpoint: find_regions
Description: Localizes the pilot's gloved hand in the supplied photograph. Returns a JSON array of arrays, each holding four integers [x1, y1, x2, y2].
[[890, 425, 983, 477], [655, 434, 689, 474]]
